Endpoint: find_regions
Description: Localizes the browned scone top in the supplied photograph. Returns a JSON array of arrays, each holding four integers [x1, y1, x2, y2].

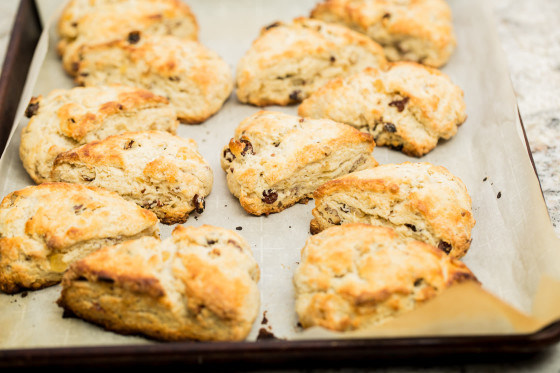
[[310, 0, 456, 68], [57, 224, 261, 342], [311, 162, 475, 258], [293, 223, 478, 332], [220, 110, 378, 216], [20, 85, 179, 184], [57, 0, 198, 76], [235, 17, 388, 106], [0, 182, 159, 294], [50, 130, 213, 225]]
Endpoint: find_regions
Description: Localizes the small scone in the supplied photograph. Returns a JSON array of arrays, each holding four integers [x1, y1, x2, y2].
[[294, 223, 477, 332], [73, 35, 233, 124], [0, 182, 159, 294], [298, 62, 467, 157], [50, 130, 213, 225], [310, 162, 475, 258], [57, 225, 260, 342], [20, 85, 179, 184], [57, 0, 198, 76], [310, 0, 456, 68], [220, 111, 378, 216], [235, 17, 387, 106]]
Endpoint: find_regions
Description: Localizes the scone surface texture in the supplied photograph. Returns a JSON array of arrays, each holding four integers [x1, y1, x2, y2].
[[57, 225, 261, 342], [298, 62, 467, 157], [235, 17, 387, 106], [20, 85, 179, 184], [220, 110, 377, 216], [293, 223, 477, 331], [0, 182, 159, 294], [74, 35, 233, 124], [50, 130, 213, 225], [310, 0, 456, 67], [310, 162, 475, 258]]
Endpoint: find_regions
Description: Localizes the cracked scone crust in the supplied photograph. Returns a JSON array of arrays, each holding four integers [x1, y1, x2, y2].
[[298, 62, 467, 157], [57, 225, 260, 342], [57, 0, 198, 76], [310, 162, 475, 258], [0, 182, 159, 294], [220, 111, 378, 216], [20, 85, 179, 184], [235, 17, 387, 106], [310, 0, 456, 68], [73, 35, 232, 124], [293, 223, 477, 332], [50, 130, 213, 225]]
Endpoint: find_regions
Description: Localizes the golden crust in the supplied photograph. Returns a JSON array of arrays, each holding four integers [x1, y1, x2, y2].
[[293, 223, 477, 331], [57, 225, 260, 342], [0, 182, 159, 294]]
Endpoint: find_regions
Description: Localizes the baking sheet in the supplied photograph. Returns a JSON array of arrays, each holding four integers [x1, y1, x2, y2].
[[1, 0, 560, 349]]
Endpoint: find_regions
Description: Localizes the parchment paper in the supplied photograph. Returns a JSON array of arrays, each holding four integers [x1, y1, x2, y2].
[[1, 0, 560, 349]]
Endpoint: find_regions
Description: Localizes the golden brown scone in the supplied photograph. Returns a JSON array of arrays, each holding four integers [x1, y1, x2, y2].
[[20, 85, 179, 184], [57, 225, 260, 342], [310, 0, 456, 68], [0, 182, 159, 294], [50, 130, 213, 225], [298, 62, 467, 157], [220, 111, 377, 216], [73, 35, 232, 124], [293, 223, 477, 332], [58, 0, 198, 76], [310, 162, 475, 258], [235, 17, 387, 106]]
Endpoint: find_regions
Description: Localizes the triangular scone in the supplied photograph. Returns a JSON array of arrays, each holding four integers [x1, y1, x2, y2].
[[299, 62, 467, 157], [310, 0, 456, 68], [0, 183, 159, 294], [20, 85, 179, 184], [310, 162, 475, 258], [221, 111, 377, 216], [235, 17, 388, 106], [73, 35, 232, 124], [50, 131, 213, 225], [294, 223, 477, 332], [57, 225, 260, 342], [57, 0, 198, 76]]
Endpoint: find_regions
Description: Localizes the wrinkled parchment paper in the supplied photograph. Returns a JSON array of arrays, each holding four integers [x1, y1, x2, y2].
[[1, 0, 560, 349]]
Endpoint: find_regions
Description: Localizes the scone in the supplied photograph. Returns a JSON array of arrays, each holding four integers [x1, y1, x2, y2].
[[310, 162, 475, 258], [57, 225, 260, 342], [0, 182, 159, 294], [220, 111, 378, 216], [310, 0, 456, 68], [20, 85, 179, 184], [57, 0, 198, 76], [50, 130, 213, 225], [298, 62, 467, 157], [235, 17, 387, 106], [73, 35, 233, 124], [293, 223, 477, 332]]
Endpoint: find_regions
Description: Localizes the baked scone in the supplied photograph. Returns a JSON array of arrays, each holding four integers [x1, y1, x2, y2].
[[310, 162, 475, 258], [235, 17, 387, 106], [57, 0, 198, 76], [50, 130, 213, 224], [293, 223, 477, 332], [310, 0, 456, 68], [57, 225, 260, 342], [298, 62, 467, 157], [20, 85, 179, 184], [220, 111, 378, 216], [73, 35, 233, 124], [0, 182, 159, 294]]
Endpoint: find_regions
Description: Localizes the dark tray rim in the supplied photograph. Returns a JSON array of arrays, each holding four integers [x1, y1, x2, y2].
[[0, 0, 558, 369]]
